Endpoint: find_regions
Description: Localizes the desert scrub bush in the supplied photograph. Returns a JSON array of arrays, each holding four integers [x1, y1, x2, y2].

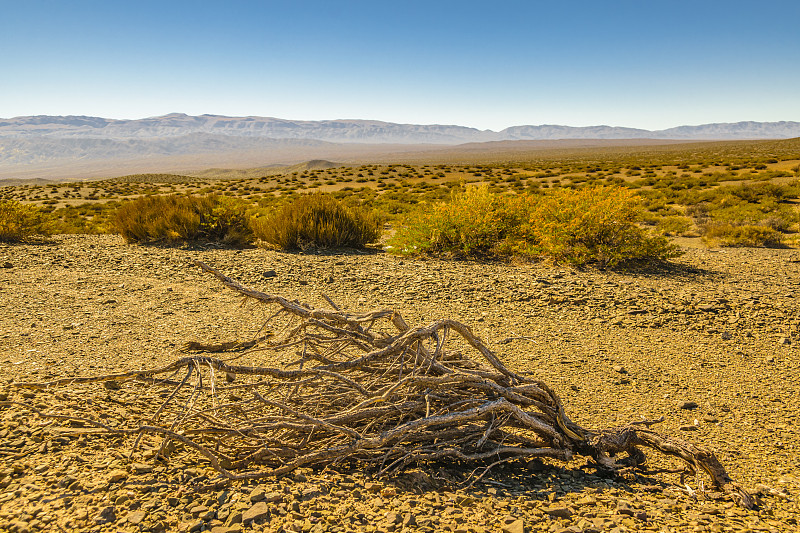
[[252, 193, 381, 250], [0, 200, 52, 242], [657, 216, 695, 236], [390, 185, 680, 268], [509, 186, 681, 267], [387, 185, 528, 258], [114, 194, 252, 246], [702, 223, 784, 248]]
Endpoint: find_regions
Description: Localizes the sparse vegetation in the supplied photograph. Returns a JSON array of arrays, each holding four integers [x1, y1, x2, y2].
[[3, 137, 799, 254], [702, 223, 785, 248], [114, 194, 252, 246], [252, 193, 381, 250], [390, 185, 680, 267], [0, 200, 51, 242]]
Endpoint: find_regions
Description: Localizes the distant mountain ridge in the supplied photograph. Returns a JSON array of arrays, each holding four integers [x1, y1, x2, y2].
[[1, 113, 799, 144]]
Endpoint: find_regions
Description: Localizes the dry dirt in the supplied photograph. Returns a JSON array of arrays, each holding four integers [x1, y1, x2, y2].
[[1, 235, 799, 533]]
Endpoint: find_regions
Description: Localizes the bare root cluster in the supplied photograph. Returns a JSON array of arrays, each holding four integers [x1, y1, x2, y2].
[[9, 261, 753, 508]]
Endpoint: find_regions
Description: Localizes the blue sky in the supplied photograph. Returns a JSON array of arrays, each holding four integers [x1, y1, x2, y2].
[[2, 0, 799, 130]]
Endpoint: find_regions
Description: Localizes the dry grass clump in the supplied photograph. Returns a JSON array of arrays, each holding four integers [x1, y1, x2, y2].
[[252, 193, 381, 250], [389, 185, 680, 268], [701, 223, 785, 248], [114, 194, 252, 246], [0, 199, 51, 242]]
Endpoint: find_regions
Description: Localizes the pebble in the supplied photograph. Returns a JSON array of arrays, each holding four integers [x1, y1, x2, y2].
[[241, 502, 270, 525], [501, 518, 524, 533], [126, 510, 146, 524]]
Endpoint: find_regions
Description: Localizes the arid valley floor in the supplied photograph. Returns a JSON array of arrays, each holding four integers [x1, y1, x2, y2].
[[1, 235, 799, 532]]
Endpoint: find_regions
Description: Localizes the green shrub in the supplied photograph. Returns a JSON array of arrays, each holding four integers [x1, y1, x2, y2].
[[114, 194, 252, 246], [510, 186, 681, 267], [389, 185, 680, 268], [656, 216, 694, 237], [252, 193, 381, 250], [387, 185, 527, 258], [702, 223, 784, 248], [0, 200, 52, 242]]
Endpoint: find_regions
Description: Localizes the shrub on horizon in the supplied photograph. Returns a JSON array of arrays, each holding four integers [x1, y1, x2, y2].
[[252, 193, 381, 250]]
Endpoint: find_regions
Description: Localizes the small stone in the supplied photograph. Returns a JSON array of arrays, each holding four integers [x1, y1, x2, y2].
[[127, 510, 147, 525], [612, 365, 626, 374], [293, 472, 308, 482], [778, 337, 791, 345], [402, 513, 417, 527], [225, 510, 243, 526], [249, 487, 266, 502], [679, 424, 699, 431], [108, 469, 128, 483], [721, 332, 732, 340], [384, 511, 402, 524], [501, 518, 524, 533], [544, 506, 572, 519], [190, 505, 209, 516], [264, 491, 283, 503], [130, 462, 153, 474], [365, 482, 383, 493], [211, 527, 241, 533], [616, 499, 635, 516], [677, 400, 698, 410], [183, 519, 204, 532], [262, 270, 278, 278], [703, 414, 719, 423], [2, 262, 12, 268], [242, 502, 270, 524], [93, 506, 116, 525], [380, 487, 397, 498]]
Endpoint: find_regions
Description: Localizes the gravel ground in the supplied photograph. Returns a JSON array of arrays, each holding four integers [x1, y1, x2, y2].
[[1, 234, 799, 532]]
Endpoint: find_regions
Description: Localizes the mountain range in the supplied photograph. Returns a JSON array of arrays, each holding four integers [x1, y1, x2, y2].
[[2, 114, 799, 144], [1, 114, 798, 181]]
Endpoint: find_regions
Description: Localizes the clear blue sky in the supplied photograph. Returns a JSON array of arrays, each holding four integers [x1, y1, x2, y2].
[[2, 0, 798, 130]]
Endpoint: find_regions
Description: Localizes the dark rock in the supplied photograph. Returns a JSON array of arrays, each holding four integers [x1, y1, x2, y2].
[[94, 506, 116, 525], [677, 400, 698, 410]]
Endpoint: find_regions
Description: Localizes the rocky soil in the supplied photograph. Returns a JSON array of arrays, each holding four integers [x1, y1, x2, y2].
[[1, 234, 799, 532]]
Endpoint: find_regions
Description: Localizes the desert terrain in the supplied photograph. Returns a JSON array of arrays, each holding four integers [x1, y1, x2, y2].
[[1, 234, 799, 532]]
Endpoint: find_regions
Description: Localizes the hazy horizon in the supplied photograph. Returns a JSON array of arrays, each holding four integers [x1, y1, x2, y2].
[[2, 1, 799, 131]]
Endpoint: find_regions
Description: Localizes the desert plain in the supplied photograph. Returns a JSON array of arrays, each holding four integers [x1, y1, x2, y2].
[[1, 232, 799, 533], [2, 138, 800, 532]]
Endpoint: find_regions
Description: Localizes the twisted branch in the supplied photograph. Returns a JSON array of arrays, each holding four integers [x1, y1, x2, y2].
[[8, 260, 753, 508]]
